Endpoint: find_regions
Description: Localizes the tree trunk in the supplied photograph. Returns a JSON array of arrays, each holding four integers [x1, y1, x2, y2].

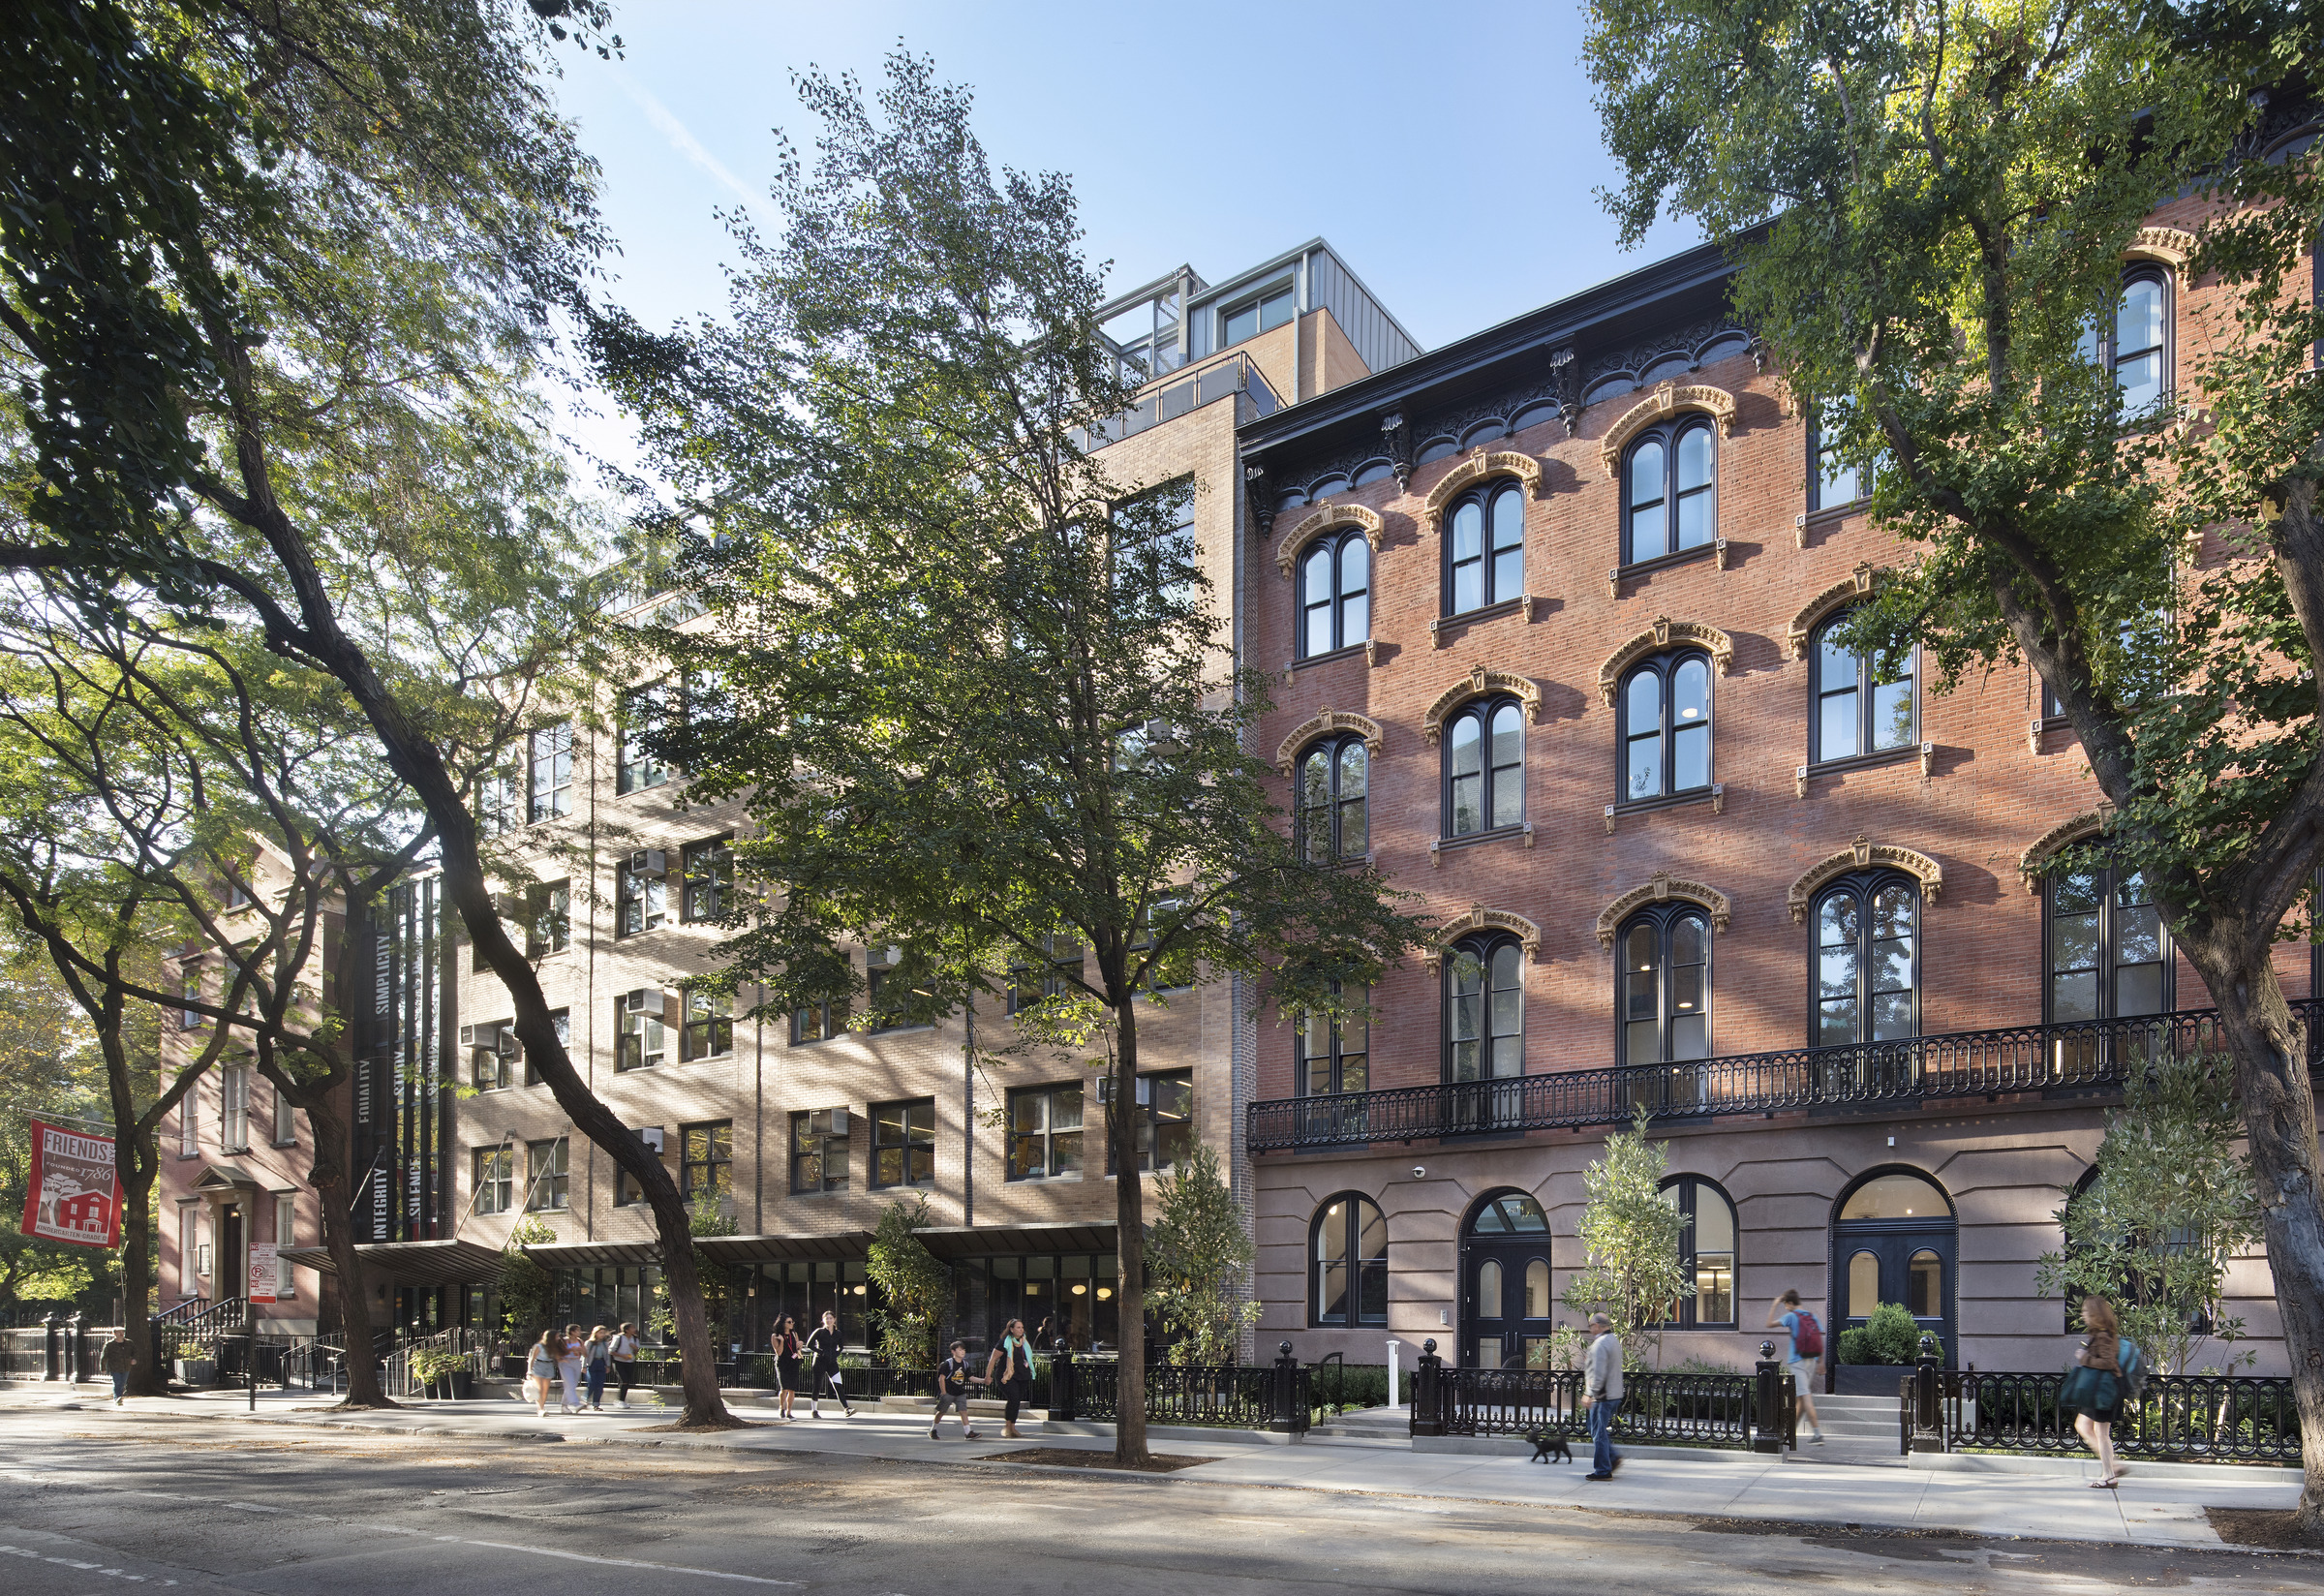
[[115, 1131, 166, 1396], [296, 1089, 390, 1408], [1114, 993, 1148, 1465], [2186, 938, 2324, 1526]]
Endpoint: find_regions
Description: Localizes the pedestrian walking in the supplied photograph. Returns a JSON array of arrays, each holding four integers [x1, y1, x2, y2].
[[984, 1317, 1034, 1438], [804, 1309, 853, 1418], [771, 1315, 803, 1423], [556, 1322, 586, 1414], [102, 1326, 135, 1404], [931, 1338, 983, 1440], [1766, 1288, 1826, 1443], [526, 1330, 560, 1418], [1582, 1311, 1623, 1480], [608, 1322, 640, 1404], [583, 1325, 613, 1411], [2067, 1295, 2138, 1488]]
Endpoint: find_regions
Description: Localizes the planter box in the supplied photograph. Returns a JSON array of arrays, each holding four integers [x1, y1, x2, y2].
[[421, 1371, 475, 1400], [173, 1358, 215, 1386]]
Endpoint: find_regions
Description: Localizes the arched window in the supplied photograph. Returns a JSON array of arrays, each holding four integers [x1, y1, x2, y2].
[[1812, 609, 1916, 762], [1618, 653, 1712, 803], [1809, 398, 1874, 511], [1813, 874, 1920, 1045], [1312, 1193, 1388, 1327], [2047, 854, 2170, 1023], [2081, 266, 2172, 416], [1298, 736, 1368, 863], [1444, 696, 1524, 837], [1298, 531, 1371, 659], [1619, 906, 1711, 1064], [1446, 937, 1524, 1082], [1298, 984, 1368, 1096], [1444, 479, 1525, 615], [1659, 1176, 1737, 1328], [1623, 418, 1717, 564]]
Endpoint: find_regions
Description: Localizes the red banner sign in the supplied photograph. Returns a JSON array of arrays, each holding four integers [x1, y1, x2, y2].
[[20, 1119, 123, 1248]]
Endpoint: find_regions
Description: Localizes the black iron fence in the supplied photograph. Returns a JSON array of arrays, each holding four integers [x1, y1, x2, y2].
[[1412, 1362, 1778, 1449], [1064, 1356, 1309, 1432], [1250, 1000, 2324, 1152], [1920, 1369, 2302, 1464]]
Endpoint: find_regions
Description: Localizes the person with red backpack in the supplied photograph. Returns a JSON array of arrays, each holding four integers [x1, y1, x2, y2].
[[1767, 1289, 1826, 1443]]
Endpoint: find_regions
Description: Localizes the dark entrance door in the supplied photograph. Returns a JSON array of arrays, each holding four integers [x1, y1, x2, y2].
[[220, 1204, 244, 1303], [1830, 1170, 1956, 1383], [1458, 1191, 1554, 1368]]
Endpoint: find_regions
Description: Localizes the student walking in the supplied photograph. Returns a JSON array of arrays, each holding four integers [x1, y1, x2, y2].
[[1767, 1288, 1826, 1443], [1582, 1311, 1624, 1481], [103, 1326, 135, 1404], [771, 1315, 804, 1422], [931, 1338, 983, 1440], [2069, 1295, 2137, 1488], [526, 1331, 560, 1418], [804, 1310, 853, 1418], [985, 1317, 1035, 1438], [556, 1323, 586, 1414], [583, 1325, 613, 1411], [608, 1322, 640, 1404]]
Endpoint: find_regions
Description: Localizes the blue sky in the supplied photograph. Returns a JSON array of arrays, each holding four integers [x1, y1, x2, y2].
[[550, 1, 1702, 472]]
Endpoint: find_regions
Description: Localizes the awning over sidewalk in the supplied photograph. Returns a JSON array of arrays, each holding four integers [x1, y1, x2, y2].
[[696, 1231, 872, 1266], [272, 1239, 504, 1287], [912, 1222, 1117, 1261], [523, 1240, 659, 1269]]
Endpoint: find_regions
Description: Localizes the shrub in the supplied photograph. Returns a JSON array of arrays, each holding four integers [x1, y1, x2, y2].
[[1864, 1303, 1924, 1365], [1838, 1326, 1875, 1366]]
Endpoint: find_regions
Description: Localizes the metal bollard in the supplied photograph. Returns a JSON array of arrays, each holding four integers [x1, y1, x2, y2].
[[42, 1312, 62, 1382], [1269, 1340, 1301, 1433], [1411, 1338, 1446, 1438], [1048, 1339, 1076, 1423], [1910, 1332, 1945, 1453], [1753, 1337, 1788, 1453]]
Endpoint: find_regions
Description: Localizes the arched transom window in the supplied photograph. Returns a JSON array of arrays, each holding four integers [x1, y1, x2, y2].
[[1445, 696, 1524, 837], [1299, 736, 1368, 863], [1312, 1193, 1388, 1327], [1624, 418, 1717, 564], [1619, 652, 1711, 803], [1298, 531, 1371, 660], [1445, 479, 1525, 615], [1812, 608, 1916, 763], [1814, 872, 1920, 1045], [1620, 905, 1710, 1065], [1446, 937, 1524, 1082]]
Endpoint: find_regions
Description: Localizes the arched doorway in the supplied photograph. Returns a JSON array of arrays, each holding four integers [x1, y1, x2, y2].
[[1459, 1190, 1554, 1368], [1830, 1168, 1957, 1385]]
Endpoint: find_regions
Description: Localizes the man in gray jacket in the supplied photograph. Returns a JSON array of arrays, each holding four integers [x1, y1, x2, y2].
[[1582, 1311, 1623, 1480]]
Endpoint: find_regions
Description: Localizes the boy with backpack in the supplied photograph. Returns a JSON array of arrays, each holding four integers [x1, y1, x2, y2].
[[931, 1338, 983, 1440], [1767, 1288, 1826, 1443]]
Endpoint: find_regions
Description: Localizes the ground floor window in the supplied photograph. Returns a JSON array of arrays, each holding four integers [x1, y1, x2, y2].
[[551, 1265, 661, 1341], [1657, 1175, 1736, 1327], [950, 1251, 1119, 1353], [751, 1259, 871, 1350]]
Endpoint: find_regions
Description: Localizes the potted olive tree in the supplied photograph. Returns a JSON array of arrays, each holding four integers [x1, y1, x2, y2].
[[410, 1347, 474, 1400]]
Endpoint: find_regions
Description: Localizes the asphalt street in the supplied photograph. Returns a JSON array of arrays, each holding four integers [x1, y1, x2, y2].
[[2, 1412, 2320, 1595]]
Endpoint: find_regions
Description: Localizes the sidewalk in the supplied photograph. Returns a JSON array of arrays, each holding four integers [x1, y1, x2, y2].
[[0, 1384, 2300, 1550]]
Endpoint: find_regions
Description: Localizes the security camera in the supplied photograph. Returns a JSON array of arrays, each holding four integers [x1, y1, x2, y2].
[[1411, 1165, 1426, 1180]]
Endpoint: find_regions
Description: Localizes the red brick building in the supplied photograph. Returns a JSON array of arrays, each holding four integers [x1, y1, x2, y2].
[[1236, 224, 2319, 1383]]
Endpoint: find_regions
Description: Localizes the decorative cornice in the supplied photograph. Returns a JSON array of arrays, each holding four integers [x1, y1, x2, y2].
[[1274, 711, 1386, 777], [1597, 381, 1738, 479], [2017, 812, 2108, 893], [2127, 227, 2198, 268], [1595, 873, 1733, 949], [1784, 563, 1884, 659], [1420, 449, 1544, 534], [1421, 905, 1543, 971], [1787, 835, 1944, 922], [1274, 504, 1384, 577], [1596, 618, 1736, 706], [1579, 315, 1752, 396], [1422, 665, 1544, 744]]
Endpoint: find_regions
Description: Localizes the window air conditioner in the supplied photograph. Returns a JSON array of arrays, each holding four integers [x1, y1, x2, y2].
[[459, 1025, 475, 1047], [637, 1126, 665, 1153], [828, 1106, 848, 1135], [495, 1029, 520, 1059], [629, 848, 667, 875], [623, 989, 657, 1014]]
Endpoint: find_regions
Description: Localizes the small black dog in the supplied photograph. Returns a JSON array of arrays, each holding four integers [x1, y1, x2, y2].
[[1526, 1427, 1573, 1464]]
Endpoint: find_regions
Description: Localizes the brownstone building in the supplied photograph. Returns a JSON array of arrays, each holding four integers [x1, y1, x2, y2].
[[1238, 218, 2320, 1384]]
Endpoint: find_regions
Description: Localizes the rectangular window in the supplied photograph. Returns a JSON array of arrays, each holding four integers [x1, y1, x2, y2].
[[1221, 279, 1295, 347], [681, 1120, 732, 1200], [522, 1008, 570, 1088], [525, 879, 570, 958], [179, 963, 203, 1029], [1007, 1085, 1084, 1181], [178, 1074, 200, 1156], [1131, 898, 1192, 994], [474, 1147, 514, 1215], [273, 1192, 296, 1297], [270, 1078, 296, 1145], [616, 992, 669, 1072], [790, 1108, 849, 1193], [866, 962, 917, 1032], [180, 1207, 202, 1291], [220, 1063, 251, 1152], [528, 723, 573, 822], [791, 999, 838, 1045], [1008, 936, 1084, 1014], [478, 763, 523, 837], [871, 1099, 934, 1188], [618, 682, 670, 794], [614, 1153, 652, 1207], [526, 1138, 568, 1211], [680, 988, 732, 1061], [1105, 1070, 1193, 1175], [680, 838, 733, 923], [468, 1020, 515, 1090], [618, 857, 667, 936]]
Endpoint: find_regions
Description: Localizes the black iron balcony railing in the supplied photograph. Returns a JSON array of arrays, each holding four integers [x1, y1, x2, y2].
[[1248, 1000, 2324, 1153]]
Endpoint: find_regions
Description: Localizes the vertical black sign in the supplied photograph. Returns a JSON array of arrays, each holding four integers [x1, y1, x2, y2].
[[352, 878, 447, 1243]]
